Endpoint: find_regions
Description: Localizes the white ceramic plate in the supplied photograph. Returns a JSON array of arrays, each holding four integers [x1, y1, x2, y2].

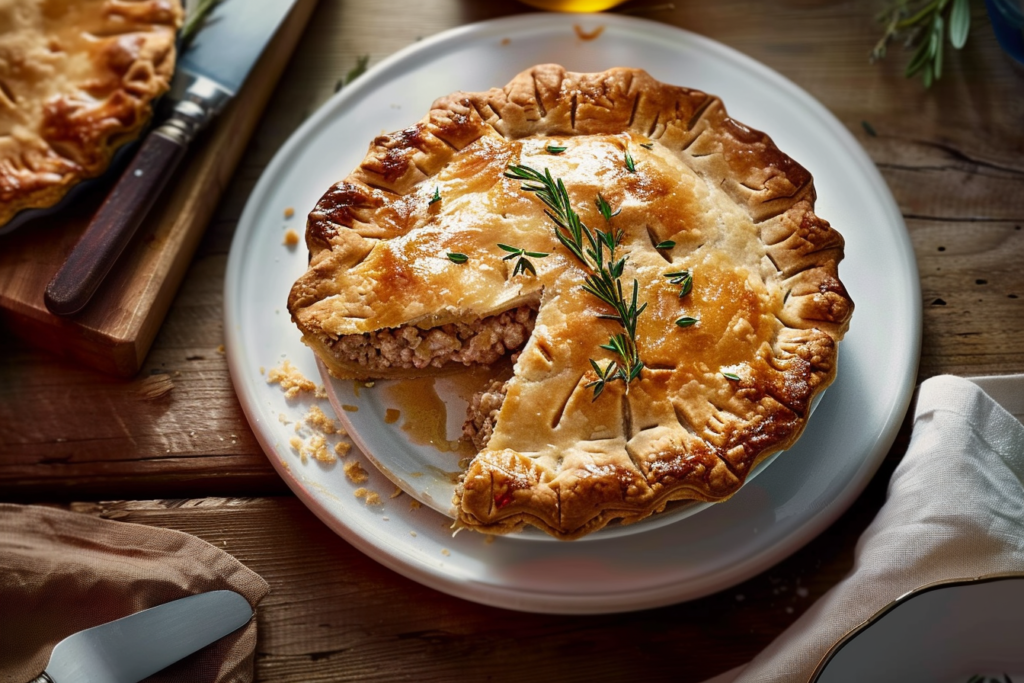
[[225, 13, 920, 613]]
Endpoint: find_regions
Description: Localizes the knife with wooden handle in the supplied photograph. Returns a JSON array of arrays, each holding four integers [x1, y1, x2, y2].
[[44, 0, 300, 317], [27, 590, 253, 683]]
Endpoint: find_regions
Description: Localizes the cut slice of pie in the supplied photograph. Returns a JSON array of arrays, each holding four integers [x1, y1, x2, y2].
[[288, 65, 853, 540], [0, 0, 183, 227]]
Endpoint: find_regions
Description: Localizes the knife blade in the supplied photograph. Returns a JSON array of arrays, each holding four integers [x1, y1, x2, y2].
[[29, 590, 253, 683], [44, 0, 300, 317]]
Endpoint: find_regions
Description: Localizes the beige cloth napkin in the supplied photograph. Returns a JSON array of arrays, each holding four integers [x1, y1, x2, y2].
[[705, 374, 1024, 683], [0, 504, 269, 682]]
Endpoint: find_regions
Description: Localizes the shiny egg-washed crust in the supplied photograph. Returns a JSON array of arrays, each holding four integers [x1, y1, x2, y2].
[[288, 65, 853, 540], [0, 0, 182, 227]]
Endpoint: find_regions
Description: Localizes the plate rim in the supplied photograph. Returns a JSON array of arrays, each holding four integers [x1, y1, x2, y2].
[[224, 11, 921, 613]]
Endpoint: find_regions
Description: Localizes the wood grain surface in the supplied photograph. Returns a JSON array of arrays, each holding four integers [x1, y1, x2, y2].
[[2, 0, 1023, 679]]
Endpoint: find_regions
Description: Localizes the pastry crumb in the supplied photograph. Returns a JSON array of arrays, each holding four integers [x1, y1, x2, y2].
[[284, 206, 295, 218], [384, 408, 401, 424], [306, 404, 338, 434], [484, 535, 495, 545], [342, 404, 358, 412], [334, 441, 352, 457], [307, 434, 334, 463], [259, 366, 265, 375], [283, 229, 300, 247], [390, 486, 403, 499], [315, 385, 328, 399], [267, 360, 316, 399], [573, 24, 604, 41], [288, 436, 306, 463], [410, 531, 417, 537], [353, 488, 382, 506], [409, 499, 421, 511], [216, 344, 225, 354], [278, 413, 291, 425], [344, 460, 369, 484], [441, 548, 450, 556]]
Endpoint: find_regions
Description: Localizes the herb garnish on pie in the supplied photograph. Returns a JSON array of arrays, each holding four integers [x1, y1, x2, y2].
[[288, 65, 853, 539]]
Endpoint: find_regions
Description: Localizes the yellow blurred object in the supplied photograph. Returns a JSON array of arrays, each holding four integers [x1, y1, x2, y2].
[[516, 0, 628, 11]]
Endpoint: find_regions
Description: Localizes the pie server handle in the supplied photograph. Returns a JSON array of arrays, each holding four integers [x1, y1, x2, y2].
[[43, 113, 196, 317]]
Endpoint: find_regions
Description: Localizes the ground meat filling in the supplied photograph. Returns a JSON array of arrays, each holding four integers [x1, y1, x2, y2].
[[463, 378, 510, 451], [330, 305, 537, 373]]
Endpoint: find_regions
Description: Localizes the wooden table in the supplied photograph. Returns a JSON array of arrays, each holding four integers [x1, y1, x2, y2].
[[2, 1, 1022, 680]]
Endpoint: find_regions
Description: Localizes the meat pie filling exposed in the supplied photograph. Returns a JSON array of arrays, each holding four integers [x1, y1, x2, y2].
[[327, 304, 536, 373], [288, 65, 853, 540]]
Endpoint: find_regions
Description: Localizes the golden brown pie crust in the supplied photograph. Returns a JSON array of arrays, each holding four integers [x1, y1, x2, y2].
[[288, 65, 854, 540], [0, 0, 182, 227]]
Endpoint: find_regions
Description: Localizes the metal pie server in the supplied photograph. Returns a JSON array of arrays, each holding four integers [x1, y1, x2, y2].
[[44, 0, 300, 317], [28, 590, 253, 683]]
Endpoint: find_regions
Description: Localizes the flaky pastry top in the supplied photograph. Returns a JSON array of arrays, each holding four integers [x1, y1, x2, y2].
[[288, 65, 854, 539]]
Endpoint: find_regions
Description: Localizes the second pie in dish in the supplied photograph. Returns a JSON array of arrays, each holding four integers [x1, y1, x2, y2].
[[288, 64, 854, 540], [0, 0, 182, 228]]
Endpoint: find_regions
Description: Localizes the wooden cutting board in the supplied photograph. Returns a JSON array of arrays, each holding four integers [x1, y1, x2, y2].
[[0, 0, 318, 378]]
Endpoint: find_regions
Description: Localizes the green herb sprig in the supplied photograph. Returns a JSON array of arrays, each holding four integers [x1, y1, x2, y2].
[[871, 0, 971, 87], [498, 243, 549, 277], [664, 269, 692, 298], [503, 164, 646, 398]]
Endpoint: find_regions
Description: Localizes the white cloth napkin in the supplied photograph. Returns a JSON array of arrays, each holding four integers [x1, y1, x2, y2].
[[705, 374, 1024, 683]]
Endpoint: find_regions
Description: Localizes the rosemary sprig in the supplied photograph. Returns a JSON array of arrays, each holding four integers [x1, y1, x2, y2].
[[595, 193, 620, 221], [870, 0, 971, 87], [664, 269, 693, 298], [179, 0, 222, 51], [447, 252, 467, 263], [656, 240, 676, 250], [429, 187, 442, 204], [640, 142, 654, 150], [503, 164, 647, 397], [546, 145, 568, 154], [625, 149, 636, 173], [498, 243, 549, 277]]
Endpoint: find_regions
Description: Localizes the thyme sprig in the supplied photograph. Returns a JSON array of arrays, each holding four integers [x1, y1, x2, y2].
[[871, 0, 971, 87], [498, 243, 549, 277], [503, 164, 647, 398]]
